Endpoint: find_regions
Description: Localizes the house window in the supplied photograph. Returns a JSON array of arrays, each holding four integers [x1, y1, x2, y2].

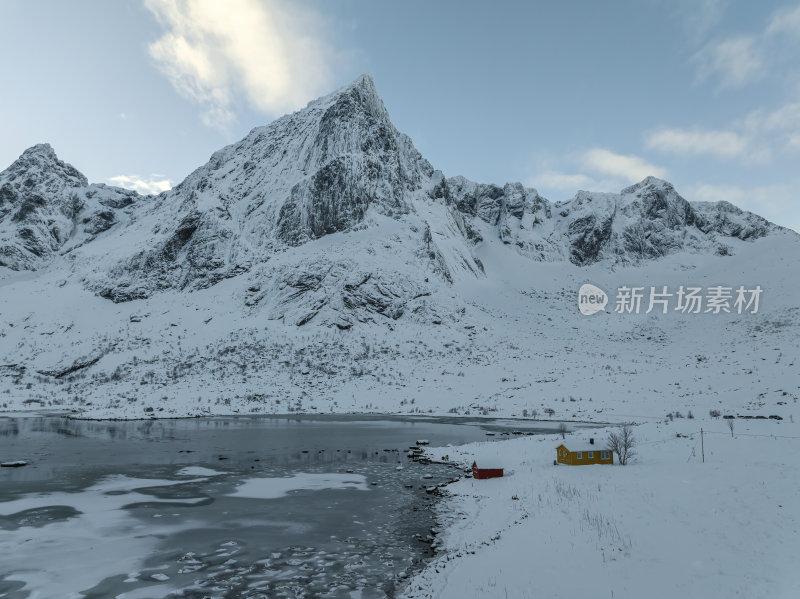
[[577, 452, 582, 459], [588, 451, 594, 459], [601, 451, 609, 459]]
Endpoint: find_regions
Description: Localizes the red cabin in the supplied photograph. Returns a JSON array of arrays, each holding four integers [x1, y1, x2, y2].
[[472, 461, 503, 480]]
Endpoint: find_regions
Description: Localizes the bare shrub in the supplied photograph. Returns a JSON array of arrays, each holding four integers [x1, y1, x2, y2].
[[607, 425, 636, 465]]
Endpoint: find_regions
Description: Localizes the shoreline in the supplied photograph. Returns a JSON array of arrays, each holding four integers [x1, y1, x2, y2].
[[0, 417, 498, 597], [398, 417, 800, 599], [1, 407, 615, 427]]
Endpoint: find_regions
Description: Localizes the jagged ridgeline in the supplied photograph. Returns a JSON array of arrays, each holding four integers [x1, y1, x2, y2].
[[0, 75, 783, 327]]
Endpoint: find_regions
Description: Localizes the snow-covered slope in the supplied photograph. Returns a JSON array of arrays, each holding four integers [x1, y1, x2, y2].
[[0, 75, 798, 420], [402, 418, 800, 599]]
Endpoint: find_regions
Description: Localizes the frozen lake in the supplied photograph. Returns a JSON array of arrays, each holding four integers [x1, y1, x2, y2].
[[0, 415, 559, 598]]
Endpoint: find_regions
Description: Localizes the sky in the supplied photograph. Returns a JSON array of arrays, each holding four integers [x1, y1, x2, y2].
[[2, 0, 799, 231]]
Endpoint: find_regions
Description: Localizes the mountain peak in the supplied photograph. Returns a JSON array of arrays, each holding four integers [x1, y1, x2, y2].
[[347, 73, 377, 92], [304, 73, 389, 127], [329, 74, 379, 101], [620, 176, 674, 195], [4, 143, 88, 188], [20, 143, 58, 161]]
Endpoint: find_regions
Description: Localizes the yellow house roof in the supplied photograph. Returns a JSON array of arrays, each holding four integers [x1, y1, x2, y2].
[[557, 444, 604, 452]]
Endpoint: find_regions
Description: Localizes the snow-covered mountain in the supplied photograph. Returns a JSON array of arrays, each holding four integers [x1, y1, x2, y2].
[[0, 144, 140, 271], [1, 75, 798, 420]]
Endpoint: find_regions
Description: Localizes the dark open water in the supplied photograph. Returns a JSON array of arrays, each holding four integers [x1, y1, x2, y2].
[[0, 415, 556, 599]]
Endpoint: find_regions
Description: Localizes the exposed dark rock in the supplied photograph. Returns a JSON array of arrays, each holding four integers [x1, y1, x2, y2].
[[82, 210, 117, 235], [693, 200, 771, 240], [277, 157, 370, 245], [570, 214, 614, 265], [36, 352, 104, 378]]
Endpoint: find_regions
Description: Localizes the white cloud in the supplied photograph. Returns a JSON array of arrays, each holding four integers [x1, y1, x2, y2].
[[688, 181, 800, 233], [740, 102, 800, 158], [530, 150, 667, 199], [645, 101, 800, 164], [690, 3, 800, 90], [534, 171, 598, 192], [666, 0, 731, 42], [766, 3, 800, 36], [692, 35, 764, 89], [645, 128, 751, 159], [741, 101, 800, 135], [580, 148, 667, 182], [108, 175, 172, 195], [531, 170, 630, 199], [144, 0, 337, 128]]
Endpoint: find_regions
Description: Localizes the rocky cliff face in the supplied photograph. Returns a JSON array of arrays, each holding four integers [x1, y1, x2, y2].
[[81, 75, 442, 304], [0, 144, 140, 270], [444, 177, 556, 254], [555, 177, 775, 265], [0, 76, 789, 318]]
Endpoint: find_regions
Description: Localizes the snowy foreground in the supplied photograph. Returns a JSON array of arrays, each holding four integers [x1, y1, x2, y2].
[[401, 418, 799, 599]]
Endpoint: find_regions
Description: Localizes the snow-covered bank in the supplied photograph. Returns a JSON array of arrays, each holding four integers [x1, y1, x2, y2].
[[402, 417, 800, 599]]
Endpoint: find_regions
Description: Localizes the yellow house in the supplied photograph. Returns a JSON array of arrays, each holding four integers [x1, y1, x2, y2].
[[556, 444, 613, 465]]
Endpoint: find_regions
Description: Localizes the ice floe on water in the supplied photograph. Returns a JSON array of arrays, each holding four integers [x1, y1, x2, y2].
[[0, 416, 482, 598], [0, 475, 207, 598], [115, 584, 178, 599], [228, 472, 369, 499], [0, 467, 429, 598], [175, 466, 226, 477]]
